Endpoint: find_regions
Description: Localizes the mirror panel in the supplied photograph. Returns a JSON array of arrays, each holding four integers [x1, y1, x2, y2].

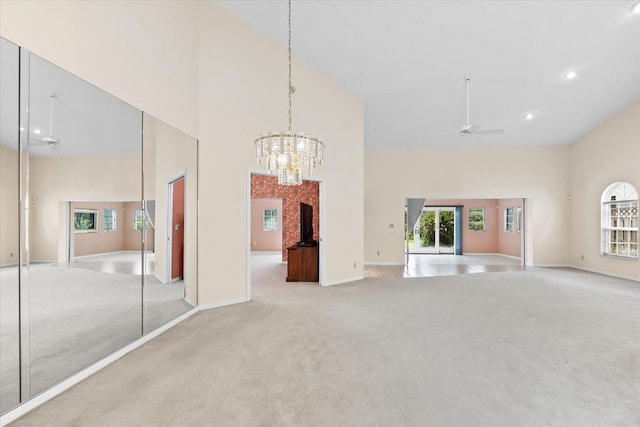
[[143, 113, 197, 333], [26, 51, 143, 396], [0, 37, 21, 414], [0, 37, 198, 414]]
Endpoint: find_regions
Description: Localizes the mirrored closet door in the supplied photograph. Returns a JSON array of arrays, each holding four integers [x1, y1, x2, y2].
[[0, 37, 198, 415], [0, 36, 21, 414]]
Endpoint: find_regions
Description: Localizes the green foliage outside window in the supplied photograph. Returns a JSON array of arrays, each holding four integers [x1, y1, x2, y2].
[[469, 208, 485, 231]]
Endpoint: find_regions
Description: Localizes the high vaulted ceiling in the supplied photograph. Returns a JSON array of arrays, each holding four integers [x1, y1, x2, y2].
[[217, 0, 640, 149]]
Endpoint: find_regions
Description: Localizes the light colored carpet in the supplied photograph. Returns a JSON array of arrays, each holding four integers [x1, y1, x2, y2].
[[7, 261, 640, 426]]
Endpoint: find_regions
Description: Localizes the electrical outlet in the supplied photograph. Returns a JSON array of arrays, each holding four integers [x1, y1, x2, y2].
[[377, 251, 380, 256], [353, 262, 357, 268], [581, 255, 584, 260]]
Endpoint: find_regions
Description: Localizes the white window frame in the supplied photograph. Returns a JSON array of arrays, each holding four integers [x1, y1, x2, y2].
[[74, 209, 98, 233], [601, 182, 638, 259], [504, 207, 514, 232], [133, 209, 147, 231], [468, 208, 485, 231], [263, 208, 279, 232], [103, 209, 117, 232]]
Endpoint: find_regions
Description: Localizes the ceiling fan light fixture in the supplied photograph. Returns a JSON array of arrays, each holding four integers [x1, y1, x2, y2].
[[565, 70, 577, 80]]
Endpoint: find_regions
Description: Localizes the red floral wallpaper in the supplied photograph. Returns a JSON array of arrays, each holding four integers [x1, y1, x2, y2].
[[251, 174, 319, 261]]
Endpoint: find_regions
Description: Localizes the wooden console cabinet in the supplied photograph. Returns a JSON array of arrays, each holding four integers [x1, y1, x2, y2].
[[286, 245, 319, 282]]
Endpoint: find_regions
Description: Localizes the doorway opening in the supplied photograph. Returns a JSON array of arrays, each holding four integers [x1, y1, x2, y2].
[[247, 171, 325, 299], [405, 198, 527, 267], [409, 207, 456, 254], [167, 176, 185, 283]]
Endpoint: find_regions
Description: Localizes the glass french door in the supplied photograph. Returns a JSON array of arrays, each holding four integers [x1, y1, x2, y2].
[[410, 208, 455, 254]]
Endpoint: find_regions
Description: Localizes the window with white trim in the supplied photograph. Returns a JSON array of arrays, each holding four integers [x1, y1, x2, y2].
[[504, 207, 514, 232], [469, 208, 485, 231], [263, 209, 278, 231], [134, 210, 147, 231], [103, 209, 116, 232], [601, 182, 638, 258]]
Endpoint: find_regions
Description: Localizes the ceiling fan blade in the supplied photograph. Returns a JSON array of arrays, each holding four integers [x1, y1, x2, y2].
[[474, 129, 505, 135]]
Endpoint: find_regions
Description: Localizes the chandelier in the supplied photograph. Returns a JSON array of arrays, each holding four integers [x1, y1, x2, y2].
[[254, 0, 325, 186]]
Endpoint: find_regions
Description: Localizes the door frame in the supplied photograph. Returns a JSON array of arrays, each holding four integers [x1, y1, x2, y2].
[[246, 169, 326, 300], [166, 172, 186, 284], [410, 206, 456, 254]]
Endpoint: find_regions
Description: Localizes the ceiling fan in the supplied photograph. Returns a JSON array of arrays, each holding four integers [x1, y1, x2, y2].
[[30, 94, 62, 149], [458, 77, 505, 136]]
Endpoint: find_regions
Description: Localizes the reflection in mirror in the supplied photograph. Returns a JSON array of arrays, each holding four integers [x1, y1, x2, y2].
[[0, 37, 21, 413], [142, 113, 197, 333], [26, 51, 143, 396]]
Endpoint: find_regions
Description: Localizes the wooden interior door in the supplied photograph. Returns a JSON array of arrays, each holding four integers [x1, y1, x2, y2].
[[171, 177, 185, 280]]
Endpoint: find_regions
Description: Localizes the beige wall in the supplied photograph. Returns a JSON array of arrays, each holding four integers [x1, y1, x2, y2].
[[2, 1, 364, 303], [0, 1, 199, 138], [365, 146, 571, 266], [570, 100, 640, 280], [0, 145, 19, 266], [30, 154, 141, 262], [143, 114, 198, 303], [71, 201, 149, 256], [72, 201, 125, 257], [197, 3, 364, 295], [251, 199, 283, 252]]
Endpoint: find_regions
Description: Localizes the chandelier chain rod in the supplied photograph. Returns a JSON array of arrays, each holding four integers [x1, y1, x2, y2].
[[288, 0, 292, 132]]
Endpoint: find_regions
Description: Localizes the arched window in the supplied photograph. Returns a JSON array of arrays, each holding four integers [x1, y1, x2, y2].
[[601, 182, 638, 258]]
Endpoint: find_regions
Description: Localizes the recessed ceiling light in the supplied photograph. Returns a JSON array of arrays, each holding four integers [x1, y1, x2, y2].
[[630, 1, 640, 14], [525, 113, 534, 120], [20, 127, 24, 131], [33, 129, 41, 135], [566, 70, 577, 80]]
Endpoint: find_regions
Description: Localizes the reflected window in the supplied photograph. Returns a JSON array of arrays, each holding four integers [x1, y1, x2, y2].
[[504, 207, 514, 232], [103, 209, 117, 231], [516, 207, 522, 232], [74, 209, 98, 233], [134, 209, 147, 231], [469, 208, 485, 231], [263, 208, 278, 231], [601, 182, 638, 258]]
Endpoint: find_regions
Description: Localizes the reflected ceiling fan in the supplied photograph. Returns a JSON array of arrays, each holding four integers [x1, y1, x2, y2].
[[457, 77, 505, 136], [30, 94, 63, 149]]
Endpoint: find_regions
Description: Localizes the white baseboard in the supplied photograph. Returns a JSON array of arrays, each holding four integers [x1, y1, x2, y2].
[[184, 296, 197, 307], [198, 297, 249, 311], [73, 250, 140, 260], [464, 252, 522, 260], [321, 276, 364, 287], [0, 307, 199, 426], [534, 264, 573, 268], [364, 262, 405, 266], [556, 265, 640, 283], [0, 262, 19, 268]]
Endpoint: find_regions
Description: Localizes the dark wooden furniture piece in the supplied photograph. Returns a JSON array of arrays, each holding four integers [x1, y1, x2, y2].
[[286, 245, 319, 282]]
